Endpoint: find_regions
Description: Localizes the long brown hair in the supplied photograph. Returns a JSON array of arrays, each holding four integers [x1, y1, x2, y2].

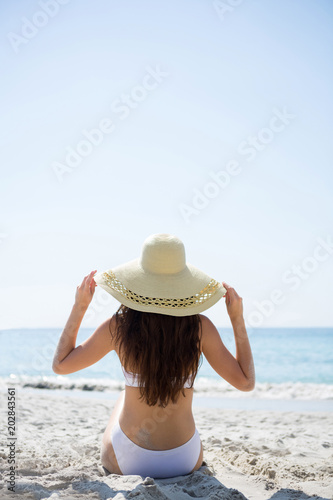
[[110, 305, 202, 407]]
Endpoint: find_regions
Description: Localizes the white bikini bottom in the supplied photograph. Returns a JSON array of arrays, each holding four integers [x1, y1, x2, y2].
[[110, 420, 201, 478]]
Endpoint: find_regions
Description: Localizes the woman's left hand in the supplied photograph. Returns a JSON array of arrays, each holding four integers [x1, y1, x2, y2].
[[75, 270, 97, 310]]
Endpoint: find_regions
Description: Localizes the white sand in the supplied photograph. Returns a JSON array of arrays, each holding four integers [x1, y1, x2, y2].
[[0, 389, 332, 500]]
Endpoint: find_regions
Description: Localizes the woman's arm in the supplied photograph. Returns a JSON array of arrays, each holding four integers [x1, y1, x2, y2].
[[230, 315, 255, 390], [224, 282, 255, 389], [52, 270, 115, 375], [201, 282, 255, 391], [52, 302, 87, 372]]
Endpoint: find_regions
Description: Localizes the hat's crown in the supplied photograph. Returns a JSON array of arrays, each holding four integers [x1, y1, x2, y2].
[[140, 233, 186, 274]]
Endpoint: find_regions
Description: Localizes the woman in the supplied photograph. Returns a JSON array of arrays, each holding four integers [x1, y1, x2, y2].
[[52, 233, 255, 478]]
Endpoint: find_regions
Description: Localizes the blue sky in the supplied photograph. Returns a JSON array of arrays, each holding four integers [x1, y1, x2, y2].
[[0, 0, 332, 329]]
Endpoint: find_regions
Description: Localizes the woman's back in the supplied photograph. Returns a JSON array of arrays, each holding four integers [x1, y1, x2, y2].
[[111, 308, 204, 450], [118, 377, 195, 450]]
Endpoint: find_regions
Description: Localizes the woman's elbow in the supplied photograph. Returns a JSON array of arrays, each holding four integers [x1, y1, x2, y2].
[[52, 362, 64, 375], [241, 378, 255, 392]]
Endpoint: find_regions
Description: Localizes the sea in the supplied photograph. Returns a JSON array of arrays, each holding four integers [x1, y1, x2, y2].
[[1, 327, 332, 411]]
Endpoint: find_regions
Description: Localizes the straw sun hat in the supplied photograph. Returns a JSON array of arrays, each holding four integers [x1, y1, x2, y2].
[[94, 233, 227, 316]]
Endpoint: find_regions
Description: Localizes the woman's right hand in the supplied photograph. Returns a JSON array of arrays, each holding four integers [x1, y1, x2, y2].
[[222, 282, 244, 323]]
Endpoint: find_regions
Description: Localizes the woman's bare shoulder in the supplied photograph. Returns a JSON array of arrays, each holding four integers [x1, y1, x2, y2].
[[198, 314, 218, 344], [198, 314, 216, 329]]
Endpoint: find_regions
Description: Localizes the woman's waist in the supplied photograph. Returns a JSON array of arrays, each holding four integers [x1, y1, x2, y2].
[[118, 395, 196, 449]]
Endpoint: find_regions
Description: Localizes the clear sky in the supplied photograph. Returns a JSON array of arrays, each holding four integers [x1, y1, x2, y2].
[[1, 0, 332, 329]]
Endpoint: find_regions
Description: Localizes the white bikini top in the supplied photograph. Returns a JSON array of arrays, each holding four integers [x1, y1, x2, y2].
[[121, 365, 193, 389]]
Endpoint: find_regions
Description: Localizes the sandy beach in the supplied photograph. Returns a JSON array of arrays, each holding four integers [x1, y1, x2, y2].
[[0, 388, 332, 500]]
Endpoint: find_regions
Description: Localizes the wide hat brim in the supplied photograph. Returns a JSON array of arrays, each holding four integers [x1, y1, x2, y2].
[[94, 257, 227, 317]]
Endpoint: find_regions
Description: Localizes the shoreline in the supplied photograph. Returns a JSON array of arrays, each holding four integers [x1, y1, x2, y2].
[[2, 374, 333, 399], [4, 386, 333, 412]]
